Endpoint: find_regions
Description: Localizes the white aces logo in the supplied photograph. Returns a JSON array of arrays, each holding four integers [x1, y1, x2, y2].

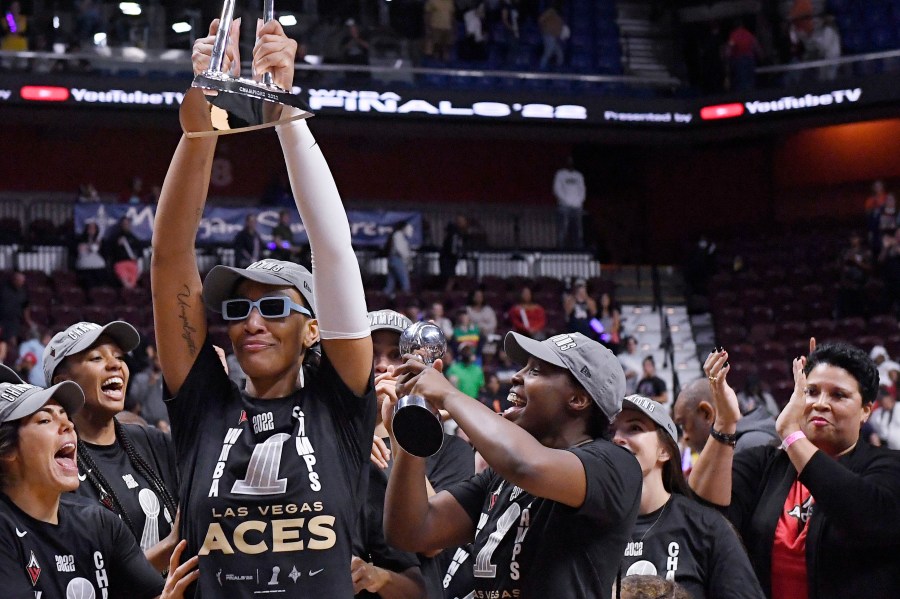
[[26, 551, 41, 586]]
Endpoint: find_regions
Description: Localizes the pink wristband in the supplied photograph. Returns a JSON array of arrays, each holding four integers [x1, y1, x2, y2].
[[781, 430, 806, 450]]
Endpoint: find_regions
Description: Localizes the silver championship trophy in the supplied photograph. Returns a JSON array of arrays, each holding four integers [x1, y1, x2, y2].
[[185, 0, 313, 137], [392, 321, 447, 458]]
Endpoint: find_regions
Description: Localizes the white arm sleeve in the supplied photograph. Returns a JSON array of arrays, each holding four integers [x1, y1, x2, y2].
[[276, 114, 370, 339]]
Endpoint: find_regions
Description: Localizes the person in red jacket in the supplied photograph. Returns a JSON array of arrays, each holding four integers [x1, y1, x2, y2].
[[506, 286, 547, 340]]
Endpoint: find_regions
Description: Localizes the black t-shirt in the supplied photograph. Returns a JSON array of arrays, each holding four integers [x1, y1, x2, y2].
[[442, 543, 475, 599], [636, 376, 666, 398], [446, 439, 641, 599], [620, 494, 764, 599], [74, 423, 178, 553], [165, 340, 376, 599], [353, 465, 420, 599], [0, 493, 163, 599]]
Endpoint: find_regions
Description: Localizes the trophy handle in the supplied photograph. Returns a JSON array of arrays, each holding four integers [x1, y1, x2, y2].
[[260, 0, 275, 87], [209, 0, 236, 76]]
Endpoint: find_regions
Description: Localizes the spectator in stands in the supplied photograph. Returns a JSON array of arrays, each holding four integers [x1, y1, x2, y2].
[[0, 1, 27, 52], [128, 343, 170, 432], [478, 372, 510, 414], [466, 288, 497, 337], [564, 278, 598, 340], [103, 216, 142, 289], [619, 336, 643, 395], [121, 176, 147, 204], [693, 343, 900, 599], [674, 378, 779, 461], [424, 0, 455, 62], [75, 0, 102, 43], [492, 348, 518, 388], [500, 0, 521, 58], [612, 395, 765, 599], [807, 15, 841, 80], [439, 215, 468, 289], [452, 309, 481, 354], [269, 209, 295, 261], [865, 180, 888, 231], [15, 328, 51, 386], [870, 345, 900, 388], [74, 220, 108, 290], [384, 220, 414, 297], [340, 19, 370, 81], [538, 1, 566, 70], [726, 19, 763, 91], [873, 193, 900, 256], [233, 213, 262, 268], [636, 356, 668, 408], [78, 183, 101, 203], [459, 2, 487, 61], [835, 231, 872, 318], [507, 286, 547, 340], [878, 228, 900, 317], [871, 387, 900, 449], [0, 270, 30, 343], [738, 374, 781, 419], [553, 157, 586, 249], [597, 292, 622, 350], [445, 342, 485, 400], [429, 301, 454, 338]]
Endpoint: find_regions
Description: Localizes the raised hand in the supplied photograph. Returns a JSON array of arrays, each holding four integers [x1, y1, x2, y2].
[[253, 18, 298, 91], [776, 351, 810, 440], [192, 18, 242, 78], [703, 348, 740, 426]]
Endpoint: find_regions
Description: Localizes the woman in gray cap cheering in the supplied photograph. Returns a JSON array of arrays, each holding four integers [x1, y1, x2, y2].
[[383, 331, 642, 599], [44, 321, 180, 573], [0, 366, 195, 598]]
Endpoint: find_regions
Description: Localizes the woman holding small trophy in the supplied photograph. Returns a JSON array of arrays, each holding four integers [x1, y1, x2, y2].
[[151, 16, 375, 599]]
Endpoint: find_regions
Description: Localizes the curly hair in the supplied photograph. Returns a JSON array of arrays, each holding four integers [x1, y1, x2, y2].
[[804, 342, 880, 405]]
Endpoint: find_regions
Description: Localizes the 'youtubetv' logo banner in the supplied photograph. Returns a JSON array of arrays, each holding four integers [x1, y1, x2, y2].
[[74, 203, 422, 248]]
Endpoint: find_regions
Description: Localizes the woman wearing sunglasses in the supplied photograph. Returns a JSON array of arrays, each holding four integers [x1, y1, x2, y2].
[[41, 321, 180, 574], [151, 19, 373, 599], [0, 366, 197, 599]]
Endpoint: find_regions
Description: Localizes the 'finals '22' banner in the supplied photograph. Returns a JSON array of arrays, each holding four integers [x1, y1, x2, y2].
[[74, 203, 422, 249]]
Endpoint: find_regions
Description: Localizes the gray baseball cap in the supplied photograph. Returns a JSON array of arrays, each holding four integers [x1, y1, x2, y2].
[[203, 259, 316, 316], [367, 309, 412, 334], [0, 381, 84, 423], [43, 321, 141, 385], [0, 364, 24, 384], [621, 394, 678, 446], [504, 331, 626, 420]]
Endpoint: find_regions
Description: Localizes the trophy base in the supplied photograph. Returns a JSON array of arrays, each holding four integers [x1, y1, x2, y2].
[[185, 72, 313, 138], [393, 397, 444, 458]]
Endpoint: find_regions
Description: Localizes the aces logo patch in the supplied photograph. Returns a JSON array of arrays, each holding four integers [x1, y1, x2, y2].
[[26, 551, 41, 586]]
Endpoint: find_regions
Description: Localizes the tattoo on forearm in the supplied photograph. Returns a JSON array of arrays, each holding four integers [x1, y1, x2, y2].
[[176, 284, 198, 356]]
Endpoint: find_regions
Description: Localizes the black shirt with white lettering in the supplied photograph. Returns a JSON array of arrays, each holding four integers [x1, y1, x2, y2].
[[620, 494, 764, 599], [165, 340, 376, 599], [0, 493, 163, 599], [446, 439, 641, 599], [74, 423, 178, 553]]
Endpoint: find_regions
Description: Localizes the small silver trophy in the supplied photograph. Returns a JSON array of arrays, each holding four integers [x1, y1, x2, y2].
[[392, 321, 447, 458], [186, 0, 312, 137]]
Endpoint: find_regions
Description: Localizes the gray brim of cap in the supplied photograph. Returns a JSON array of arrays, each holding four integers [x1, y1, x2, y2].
[[6, 381, 85, 422], [504, 331, 566, 369], [69, 321, 141, 356], [0, 364, 23, 384], [202, 265, 315, 314]]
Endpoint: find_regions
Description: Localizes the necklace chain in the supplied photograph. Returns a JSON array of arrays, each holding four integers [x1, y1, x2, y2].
[[639, 498, 670, 543]]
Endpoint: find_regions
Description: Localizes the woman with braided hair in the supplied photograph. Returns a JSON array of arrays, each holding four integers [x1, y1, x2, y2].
[[43, 321, 179, 573]]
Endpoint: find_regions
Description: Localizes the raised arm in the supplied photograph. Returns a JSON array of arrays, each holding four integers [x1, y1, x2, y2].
[[688, 349, 739, 505], [263, 19, 372, 395], [151, 91, 216, 394]]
